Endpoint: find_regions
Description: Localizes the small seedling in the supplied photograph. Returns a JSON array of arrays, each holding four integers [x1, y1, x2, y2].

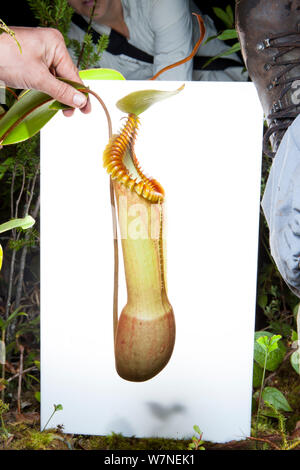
[[188, 425, 205, 450], [42, 404, 63, 432], [253, 334, 293, 442]]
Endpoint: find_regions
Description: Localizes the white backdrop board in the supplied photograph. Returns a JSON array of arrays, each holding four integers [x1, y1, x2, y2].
[[40, 81, 263, 443]]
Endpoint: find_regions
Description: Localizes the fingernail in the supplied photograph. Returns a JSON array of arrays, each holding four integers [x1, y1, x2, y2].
[[73, 94, 86, 107]]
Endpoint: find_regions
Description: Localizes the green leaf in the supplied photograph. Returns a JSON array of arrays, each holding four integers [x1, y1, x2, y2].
[[252, 362, 263, 388], [0, 310, 27, 331], [262, 387, 292, 412], [0, 157, 14, 180], [291, 330, 298, 342], [212, 7, 233, 29], [116, 85, 184, 116], [79, 68, 125, 81], [257, 294, 268, 310], [193, 425, 201, 435], [0, 243, 2, 272], [4, 310, 27, 330], [256, 335, 270, 352], [256, 334, 281, 353], [0, 215, 35, 233], [291, 350, 300, 375], [0, 79, 89, 145], [225, 5, 234, 26], [268, 335, 282, 353], [254, 331, 286, 371], [48, 101, 72, 111], [54, 404, 63, 411], [202, 42, 241, 69], [35, 392, 40, 403], [215, 29, 238, 41], [204, 29, 238, 45], [0, 89, 56, 145]]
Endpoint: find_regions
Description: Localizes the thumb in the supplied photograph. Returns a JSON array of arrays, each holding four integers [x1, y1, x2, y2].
[[39, 70, 87, 109]]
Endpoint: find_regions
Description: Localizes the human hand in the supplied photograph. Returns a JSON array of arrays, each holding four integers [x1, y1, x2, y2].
[[0, 26, 91, 117]]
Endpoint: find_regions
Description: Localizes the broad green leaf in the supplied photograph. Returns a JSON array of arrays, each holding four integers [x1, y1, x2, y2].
[[79, 68, 125, 81], [0, 79, 89, 145], [116, 85, 184, 115], [252, 362, 263, 388], [35, 392, 41, 403], [0, 89, 56, 145], [48, 101, 72, 111], [0, 215, 35, 233], [291, 350, 300, 375], [54, 404, 63, 411], [262, 387, 292, 412], [0, 244, 2, 271], [254, 331, 286, 371]]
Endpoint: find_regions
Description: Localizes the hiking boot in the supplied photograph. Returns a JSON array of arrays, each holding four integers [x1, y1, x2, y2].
[[236, 0, 300, 156]]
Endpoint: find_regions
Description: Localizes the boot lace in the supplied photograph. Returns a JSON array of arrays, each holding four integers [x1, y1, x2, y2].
[[259, 30, 300, 157]]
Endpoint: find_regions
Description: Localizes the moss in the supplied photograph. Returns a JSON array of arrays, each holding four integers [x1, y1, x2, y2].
[[11, 430, 55, 450], [76, 433, 190, 451]]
